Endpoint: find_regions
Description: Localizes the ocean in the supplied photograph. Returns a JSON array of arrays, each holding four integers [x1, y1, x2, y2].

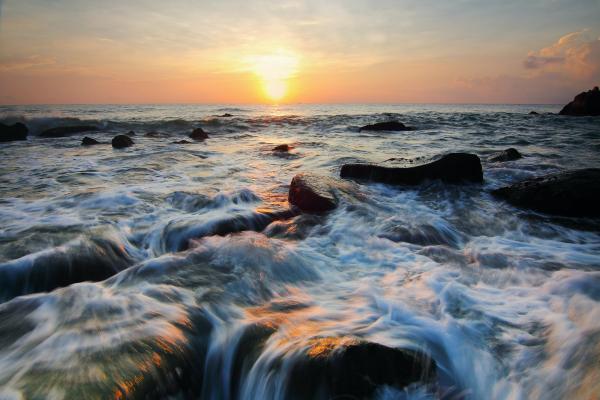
[[0, 104, 599, 399]]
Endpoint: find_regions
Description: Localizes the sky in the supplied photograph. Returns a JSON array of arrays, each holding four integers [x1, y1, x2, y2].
[[0, 0, 599, 104]]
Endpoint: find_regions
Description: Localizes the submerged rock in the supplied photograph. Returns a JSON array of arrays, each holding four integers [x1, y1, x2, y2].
[[529, 111, 540, 115], [286, 338, 436, 400], [489, 148, 522, 162], [219, 113, 233, 117], [288, 173, 342, 213], [40, 125, 99, 137], [112, 134, 134, 148], [81, 136, 101, 146], [559, 86, 600, 116], [173, 139, 191, 144], [359, 120, 414, 132], [273, 144, 290, 152], [341, 153, 483, 185], [0, 122, 28, 142], [190, 127, 209, 141], [491, 168, 600, 217]]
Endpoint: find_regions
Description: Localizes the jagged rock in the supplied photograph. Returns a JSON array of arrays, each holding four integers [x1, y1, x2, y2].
[[81, 136, 101, 146], [489, 148, 522, 162], [341, 153, 483, 185], [112, 134, 134, 149], [40, 125, 99, 137], [0, 122, 28, 142], [190, 128, 209, 141], [559, 87, 600, 116], [359, 121, 414, 132], [492, 168, 600, 217]]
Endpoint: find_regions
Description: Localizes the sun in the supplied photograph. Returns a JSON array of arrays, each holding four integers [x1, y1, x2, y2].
[[248, 50, 299, 102]]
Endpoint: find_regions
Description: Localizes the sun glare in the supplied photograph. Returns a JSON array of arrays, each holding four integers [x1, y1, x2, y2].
[[249, 51, 299, 102]]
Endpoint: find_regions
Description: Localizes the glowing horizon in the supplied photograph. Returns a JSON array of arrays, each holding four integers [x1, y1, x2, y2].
[[0, 0, 599, 105]]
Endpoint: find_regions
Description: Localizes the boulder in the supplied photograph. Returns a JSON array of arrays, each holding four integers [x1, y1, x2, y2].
[[285, 338, 436, 400], [489, 148, 522, 162], [359, 120, 414, 132], [491, 168, 600, 217], [273, 144, 290, 152], [190, 127, 209, 141], [288, 174, 340, 213], [112, 134, 134, 149], [0, 122, 28, 142], [81, 136, 101, 146], [341, 153, 483, 185], [559, 87, 600, 116], [40, 125, 99, 137]]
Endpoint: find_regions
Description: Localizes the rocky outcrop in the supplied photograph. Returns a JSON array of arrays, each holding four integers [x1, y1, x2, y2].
[[112, 134, 134, 148], [359, 121, 414, 132], [273, 144, 290, 152], [288, 173, 346, 213], [81, 136, 101, 146], [559, 87, 600, 116], [40, 125, 99, 137], [285, 338, 436, 400], [190, 127, 209, 141], [488, 148, 522, 162], [492, 168, 600, 217], [341, 153, 483, 185], [0, 122, 28, 142]]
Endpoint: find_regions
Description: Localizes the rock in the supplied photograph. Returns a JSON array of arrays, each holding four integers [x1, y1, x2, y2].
[[219, 113, 233, 117], [40, 125, 99, 137], [173, 140, 191, 144], [273, 144, 290, 152], [190, 127, 209, 141], [111, 134, 134, 148], [81, 136, 101, 146], [359, 120, 414, 132], [491, 168, 600, 217], [288, 174, 340, 213], [285, 338, 436, 400], [529, 111, 539, 115], [127, 130, 136, 136], [488, 148, 522, 162], [559, 86, 600, 116], [0, 122, 28, 142], [341, 153, 483, 185]]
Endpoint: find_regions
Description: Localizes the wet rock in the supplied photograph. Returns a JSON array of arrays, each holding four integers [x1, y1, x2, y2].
[[0, 122, 28, 142], [491, 168, 600, 217], [190, 127, 209, 141], [529, 111, 540, 115], [559, 86, 600, 116], [112, 134, 134, 148], [288, 173, 341, 213], [127, 130, 136, 136], [40, 125, 99, 137], [220, 113, 233, 117], [273, 144, 290, 152], [359, 120, 414, 132], [286, 338, 436, 400], [173, 140, 191, 144], [489, 148, 522, 162], [341, 153, 483, 185], [81, 136, 101, 146]]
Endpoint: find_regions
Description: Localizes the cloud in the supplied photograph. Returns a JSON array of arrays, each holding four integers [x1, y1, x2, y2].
[[0, 55, 56, 72], [523, 54, 564, 69]]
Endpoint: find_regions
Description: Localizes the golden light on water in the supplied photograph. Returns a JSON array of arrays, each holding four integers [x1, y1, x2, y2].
[[248, 50, 299, 102]]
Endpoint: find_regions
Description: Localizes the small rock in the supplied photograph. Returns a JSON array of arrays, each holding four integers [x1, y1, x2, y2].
[[559, 86, 600, 116], [81, 136, 101, 146], [127, 130, 136, 136], [492, 168, 600, 217], [341, 153, 483, 185], [273, 144, 290, 152], [112, 135, 134, 149], [529, 111, 539, 115], [0, 122, 28, 142], [173, 140, 191, 144], [190, 127, 209, 141], [359, 121, 414, 132], [219, 113, 233, 117], [489, 148, 522, 162], [40, 125, 98, 138]]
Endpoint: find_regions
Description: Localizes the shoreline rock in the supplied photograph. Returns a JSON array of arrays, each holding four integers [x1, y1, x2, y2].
[[491, 168, 600, 217], [341, 153, 483, 185], [489, 148, 522, 162], [40, 125, 99, 137], [559, 86, 600, 116], [359, 121, 414, 132], [112, 134, 134, 148], [0, 122, 28, 142]]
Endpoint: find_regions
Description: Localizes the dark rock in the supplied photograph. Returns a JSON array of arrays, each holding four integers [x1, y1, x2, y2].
[[220, 113, 233, 117], [489, 148, 522, 162], [128, 130, 136, 136], [286, 338, 436, 400], [492, 168, 600, 217], [112, 134, 134, 148], [273, 144, 290, 152], [341, 153, 483, 185], [529, 111, 539, 115], [0, 122, 28, 142], [559, 87, 600, 116], [288, 173, 342, 213], [359, 120, 414, 132], [81, 136, 101, 146], [40, 125, 99, 138], [173, 140, 191, 144], [190, 127, 209, 141]]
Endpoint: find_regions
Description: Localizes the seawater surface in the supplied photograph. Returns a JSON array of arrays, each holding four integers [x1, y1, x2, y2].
[[1, 104, 599, 399]]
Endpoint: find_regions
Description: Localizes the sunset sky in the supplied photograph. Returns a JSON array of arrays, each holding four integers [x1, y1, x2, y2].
[[0, 0, 599, 105]]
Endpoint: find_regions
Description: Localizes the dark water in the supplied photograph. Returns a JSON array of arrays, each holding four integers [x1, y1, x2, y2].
[[1, 104, 599, 399]]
